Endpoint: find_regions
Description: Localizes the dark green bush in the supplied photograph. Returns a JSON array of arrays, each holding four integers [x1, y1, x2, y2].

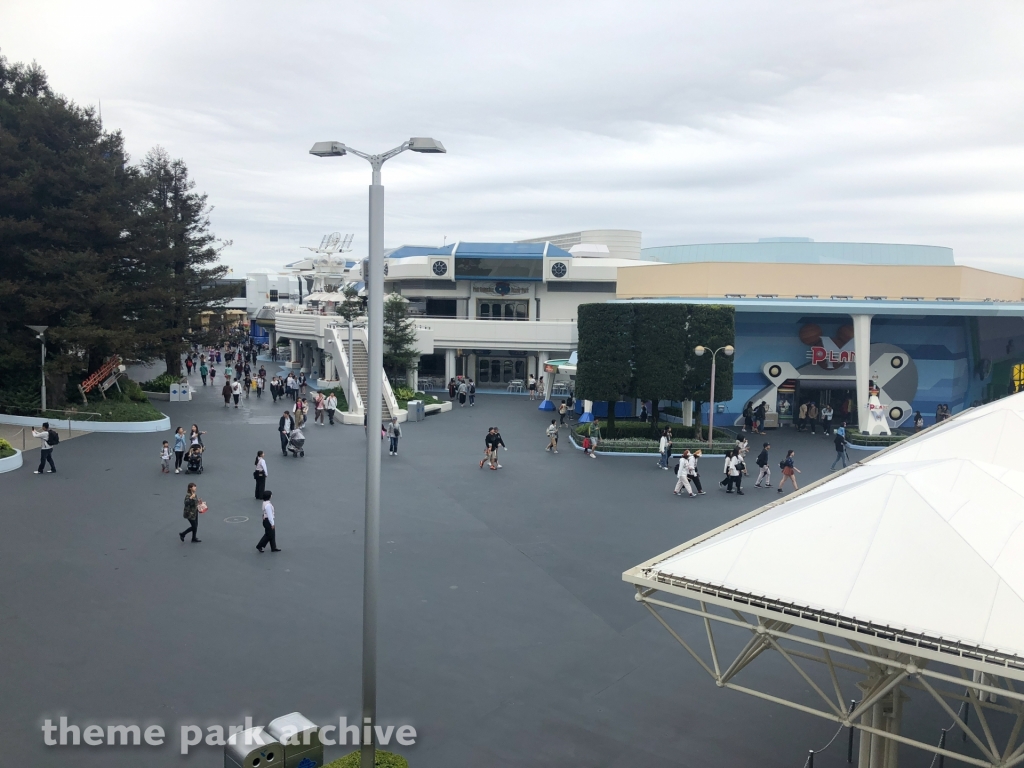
[[138, 373, 180, 392], [575, 421, 730, 440], [325, 751, 408, 768]]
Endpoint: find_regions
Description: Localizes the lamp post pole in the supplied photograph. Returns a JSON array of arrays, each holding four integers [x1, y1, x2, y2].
[[348, 318, 354, 414], [27, 326, 47, 412], [310, 138, 444, 768], [694, 344, 734, 448]]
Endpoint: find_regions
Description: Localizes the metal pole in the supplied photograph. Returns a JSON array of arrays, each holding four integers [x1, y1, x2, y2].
[[807, 750, 814, 767], [848, 699, 856, 763], [348, 319, 354, 414], [360, 165, 384, 768], [40, 337, 47, 413], [707, 353, 716, 448], [938, 728, 946, 768]]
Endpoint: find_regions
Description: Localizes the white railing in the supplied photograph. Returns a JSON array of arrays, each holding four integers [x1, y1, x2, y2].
[[350, 326, 401, 418], [325, 326, 362, 415]]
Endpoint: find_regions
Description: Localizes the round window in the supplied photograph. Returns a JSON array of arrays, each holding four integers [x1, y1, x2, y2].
[[551, 262, 567, 278], [432, 260, 448, 276]]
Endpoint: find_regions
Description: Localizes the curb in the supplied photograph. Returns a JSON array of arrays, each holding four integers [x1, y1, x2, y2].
[[0, 413, 171, 434], [0, 448, 23, 473]]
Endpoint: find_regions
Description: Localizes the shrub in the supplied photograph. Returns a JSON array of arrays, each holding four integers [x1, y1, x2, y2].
[[138, 373, 180, 392], [845, 430, 909, 446], [325, 751, 408, 768], [312, 386, 349, 411], [0, 438, 14, 459], [121, 378, 148, 402], [574, 421, 730, 440], [393, 386, 416, 401], [43, 399, 164, 423]]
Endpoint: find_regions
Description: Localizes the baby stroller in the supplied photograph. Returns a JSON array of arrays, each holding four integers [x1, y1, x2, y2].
[[185, 446, 204, 474], [287, 427, 305, 458]]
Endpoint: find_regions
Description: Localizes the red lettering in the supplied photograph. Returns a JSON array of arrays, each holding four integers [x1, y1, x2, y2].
[[811, 347, 826, 364]]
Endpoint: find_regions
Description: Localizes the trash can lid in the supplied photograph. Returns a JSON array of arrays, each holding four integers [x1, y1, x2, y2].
[[225, 726, 282, 761], [267, 712, 321, 747]]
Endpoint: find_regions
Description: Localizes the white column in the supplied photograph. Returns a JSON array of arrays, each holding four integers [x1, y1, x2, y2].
[[407, 358, 419, 393], [444, 348, 456, 383], [527, 355, 537, 380], [852, 314, 873, 431], [467, 353, 476, 384], [289, 340, 299, 367]]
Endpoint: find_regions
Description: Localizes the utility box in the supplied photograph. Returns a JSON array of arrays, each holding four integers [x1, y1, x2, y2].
[[225, 726, 283, 768], [407, 400, 424, 422], [266, 712, 323, 768]]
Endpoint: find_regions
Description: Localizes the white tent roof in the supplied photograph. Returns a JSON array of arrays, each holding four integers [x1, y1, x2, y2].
[[638, 392, 1024, 661]]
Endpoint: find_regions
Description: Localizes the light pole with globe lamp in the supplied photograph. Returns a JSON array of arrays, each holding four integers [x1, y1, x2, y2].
[[309, 137, 445, 768], [26, 326, 48, 412], [693, 344, 733, 448]]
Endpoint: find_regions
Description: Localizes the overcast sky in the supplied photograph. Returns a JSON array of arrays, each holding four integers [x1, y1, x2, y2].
[[3, 1, 1023, 274]]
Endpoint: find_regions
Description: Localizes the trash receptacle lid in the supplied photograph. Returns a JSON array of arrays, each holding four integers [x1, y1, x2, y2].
[[267, 712, 321, 748]]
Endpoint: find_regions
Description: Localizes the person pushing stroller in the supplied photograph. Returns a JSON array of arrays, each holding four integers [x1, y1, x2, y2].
[[287, 425, 306, 457]]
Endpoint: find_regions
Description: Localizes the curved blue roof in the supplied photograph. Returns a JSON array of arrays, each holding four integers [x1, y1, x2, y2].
[[388, 242, 572, 259]]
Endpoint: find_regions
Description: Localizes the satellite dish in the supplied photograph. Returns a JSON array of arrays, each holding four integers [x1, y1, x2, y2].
[[324, 232, 342, 253]]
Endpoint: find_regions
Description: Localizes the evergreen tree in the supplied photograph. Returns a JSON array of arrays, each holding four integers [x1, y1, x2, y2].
[[632, 303, 689, 435], [680, 305, 735, 439], [335, 283, 364, 323], [574, 303, 635, 434], [382, 293, 418, 377], [135, 147, 233, 376], [0, 55, 141, 405]]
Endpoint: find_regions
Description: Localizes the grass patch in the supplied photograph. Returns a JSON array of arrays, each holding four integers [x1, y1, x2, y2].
[[42, 399, 165, 423], [324, 751, 408, 768]]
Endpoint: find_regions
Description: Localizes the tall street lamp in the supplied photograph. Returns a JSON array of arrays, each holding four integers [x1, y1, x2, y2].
[[26, 325, 48, 412], [693, 344, 733, 447], [310, 137, 445, 768]]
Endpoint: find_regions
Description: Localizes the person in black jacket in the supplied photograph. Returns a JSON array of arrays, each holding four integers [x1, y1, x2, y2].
[[831, 432, 848, 470], [754, 442, 771, 488], [278, 411, 294, 457]]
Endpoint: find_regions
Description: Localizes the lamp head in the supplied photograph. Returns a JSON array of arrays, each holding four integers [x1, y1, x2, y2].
[[724, 345, 735, 356], [309, 141, 347, 157], [26, 325, 47, 339], [408, 137, 446, 153], [693, 346, 705, 357]]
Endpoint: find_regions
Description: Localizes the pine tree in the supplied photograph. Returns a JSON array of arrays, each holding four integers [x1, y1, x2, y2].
[[135, 147, 233, 376], [336, 284, 364, 323], [574, 303, 635, 435], [382, 293, 418, 377]]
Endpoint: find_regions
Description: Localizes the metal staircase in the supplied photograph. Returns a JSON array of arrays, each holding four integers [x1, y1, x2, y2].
[[350, 339, 392, 420]]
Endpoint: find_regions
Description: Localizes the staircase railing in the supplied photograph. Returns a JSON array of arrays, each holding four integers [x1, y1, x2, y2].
[[352, 326, 400, 419], [325, 325, 362, 415]]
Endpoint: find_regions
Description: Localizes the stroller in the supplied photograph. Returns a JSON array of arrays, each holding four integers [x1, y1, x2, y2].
[[185, 446, 204, 474], [287, 427, 305, 458]]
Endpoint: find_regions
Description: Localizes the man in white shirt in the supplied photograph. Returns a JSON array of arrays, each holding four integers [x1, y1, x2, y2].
[[256, 491, 281, 553], [231, 379, 242, 407], [325, 392, 338, 425], [32, 421, 57, 474]]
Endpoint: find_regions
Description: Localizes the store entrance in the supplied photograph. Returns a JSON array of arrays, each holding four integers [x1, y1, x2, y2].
[[795, 384, 857, 428], [476, 356, 527, 386]]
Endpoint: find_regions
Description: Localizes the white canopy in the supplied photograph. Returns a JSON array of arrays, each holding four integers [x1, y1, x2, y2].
[[640, 392, 1024, 661]]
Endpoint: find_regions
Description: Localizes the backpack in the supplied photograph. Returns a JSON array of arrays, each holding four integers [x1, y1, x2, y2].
[[47, 429, 60, 446], [583, 437, 592, 450], [779, 460, 786, 470]]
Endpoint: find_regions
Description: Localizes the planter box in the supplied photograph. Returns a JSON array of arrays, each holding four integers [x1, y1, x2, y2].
[[0, 413, 171, 433], [0, 448, 22, 474], [144, 391, 171, 401]]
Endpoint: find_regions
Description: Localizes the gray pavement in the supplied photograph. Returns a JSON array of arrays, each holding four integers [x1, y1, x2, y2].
[[2, 381, 957, 767]]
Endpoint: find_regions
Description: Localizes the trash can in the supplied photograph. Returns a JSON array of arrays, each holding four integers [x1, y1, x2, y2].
[[169, 382, 181, 402], [407, 400, 424, 422], [225, 726, 283, 768], [266, 712, 323, 768]]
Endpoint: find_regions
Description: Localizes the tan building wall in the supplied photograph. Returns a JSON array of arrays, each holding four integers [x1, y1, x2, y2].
[[615, 262, 1024, 302]]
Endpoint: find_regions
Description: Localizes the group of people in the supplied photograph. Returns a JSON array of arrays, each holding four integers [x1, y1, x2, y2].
[[177, 478, 280, 553], [164, 424, 205, 474], [741, 401, 771, 434], [478, 427, 507, 470], [447, 377, 477, 407]]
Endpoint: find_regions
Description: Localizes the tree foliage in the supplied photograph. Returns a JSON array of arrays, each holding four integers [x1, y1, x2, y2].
[[574, 302, 735, 435], [383, 294, 418, 377], [0, 54, 232, 402]]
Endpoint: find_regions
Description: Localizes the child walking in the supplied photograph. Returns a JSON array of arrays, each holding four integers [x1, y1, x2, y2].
[[160, 441, 172, 474]]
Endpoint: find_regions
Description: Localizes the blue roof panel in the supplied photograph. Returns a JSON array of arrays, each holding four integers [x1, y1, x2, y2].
[[387, 242, 572, 259]]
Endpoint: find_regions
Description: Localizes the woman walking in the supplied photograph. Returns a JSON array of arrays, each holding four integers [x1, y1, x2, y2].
[[179, 482, 203, 543], [688, 449, 705, 494], [726, 451, 744, 495], [254, 450, 268, 499], [779, 450, 801, 493], [658, 428, 672, 469], [314, 392, 326, 425], [222, 381, 232, 407], [173, 427, 187, 474]]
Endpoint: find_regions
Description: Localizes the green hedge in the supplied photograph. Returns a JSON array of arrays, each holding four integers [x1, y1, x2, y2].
[[40, 398, 164, 423], [845, 430, 910, 447], [574, 421, 730, 440], [325, 750, 408, 768], [138, 373, 180, 392], [0, 438, 14, 459], [569, 433, 734, 454]]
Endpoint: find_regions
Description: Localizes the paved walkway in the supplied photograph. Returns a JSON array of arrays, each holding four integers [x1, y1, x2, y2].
[[5, 381, 954, 768]]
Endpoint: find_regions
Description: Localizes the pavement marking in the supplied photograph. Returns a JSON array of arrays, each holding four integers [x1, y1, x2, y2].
[[224, 516, 249, 523]]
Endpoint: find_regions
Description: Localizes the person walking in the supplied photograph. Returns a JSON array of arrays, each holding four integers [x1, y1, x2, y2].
[[488, 428, 506, 469], [468, 379, 476, 407], [386, 417, 401, 455], [179, 482, 202, 543], [743, 401, 754, 433], [527, 374, 537, 400], [914, 411, 924, 431], [185, 356, 193, 376], [298, 371, 307, 396], [231, 378, 242, 407], [687, 449, 704, 494], [173, 426, 187, 473], [256, 373, 265, 399], [160, 441, 172, 474], [32, 422, 57, 474], [278, 410, 294, 456], [314, 391, 326, 425], [479, 427, 495, 469], [658, 428, 672, 470], [294, 398, 307, 428], [754, 442, 771, 488], [448, 378, 457, 401], [639, 402, 649, 423], [210, 365, 217, 385], [797, 401, 808, 431], [807, 402, 819, 435], [673, 450, 696, 497], [457, 379, 468, 407], [725, 451, 744, 494], [779, 450, 801, 493], [754, 401, 768, 434], [719, 449, 734, 489], [545, 419, 559, 453], [221, 381, 232, 407], [830, 431, 849, 470], [256, 490, 281, 553], [199, 360, 208, 385], [325, 392, 338, 425], [558, 400, 568, 427], [254, 450, 268, 499]]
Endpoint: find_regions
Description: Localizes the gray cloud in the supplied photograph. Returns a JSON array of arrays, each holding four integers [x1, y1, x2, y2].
[[3, 0, 1023, 273]]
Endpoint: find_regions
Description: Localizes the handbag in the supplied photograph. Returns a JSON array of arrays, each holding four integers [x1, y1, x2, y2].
[[197, 501, 208, 514]]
